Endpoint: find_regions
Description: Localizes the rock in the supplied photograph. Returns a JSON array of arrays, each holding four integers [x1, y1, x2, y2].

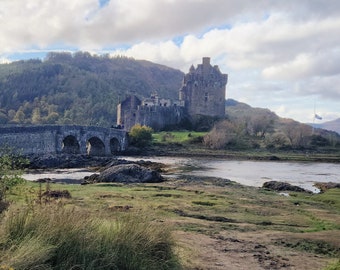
[[96, 163, 164, 183], [83, 173, 100, 184], [314, 182, 340, 193], [262, 181, 311, 193], [42, 190, 72, 199], [27, 154, 114, 169], [34, 178, 52, 183], [0, 201, 10, 214]]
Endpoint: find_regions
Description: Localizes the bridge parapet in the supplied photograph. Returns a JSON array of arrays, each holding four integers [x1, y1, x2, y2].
[[0, 125, 128, 156]]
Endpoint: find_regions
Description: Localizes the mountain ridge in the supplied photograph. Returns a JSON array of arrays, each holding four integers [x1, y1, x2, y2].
[[309, 118, 340, 135]]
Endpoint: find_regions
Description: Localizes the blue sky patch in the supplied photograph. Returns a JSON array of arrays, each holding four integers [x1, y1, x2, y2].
[[99, 0, 110, 8]]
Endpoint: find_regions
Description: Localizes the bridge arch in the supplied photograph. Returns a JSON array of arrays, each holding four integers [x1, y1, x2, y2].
[[62, 135, 80, 154], [110, 137, 120, 154], [87, 136, 105, 156]]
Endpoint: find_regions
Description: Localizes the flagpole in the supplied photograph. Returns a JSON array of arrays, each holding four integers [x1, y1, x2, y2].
[[313, 101, 315, 134]]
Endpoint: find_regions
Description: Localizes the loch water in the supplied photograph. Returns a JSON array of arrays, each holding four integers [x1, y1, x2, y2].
[[23, 156, 340, 193], [121, 156, 340, 193]]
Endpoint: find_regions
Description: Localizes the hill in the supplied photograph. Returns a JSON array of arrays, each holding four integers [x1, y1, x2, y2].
[[0, 52, 183, 127], [310, 118, 340, 135]]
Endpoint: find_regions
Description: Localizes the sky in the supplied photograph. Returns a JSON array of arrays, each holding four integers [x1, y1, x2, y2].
[[1, 0, 340, 123]]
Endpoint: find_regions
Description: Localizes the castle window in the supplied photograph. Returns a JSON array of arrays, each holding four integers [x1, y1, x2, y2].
[[204, 92, 209, 102]]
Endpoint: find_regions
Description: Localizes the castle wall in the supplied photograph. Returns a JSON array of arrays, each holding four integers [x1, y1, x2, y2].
[[135, 105, 185, 131], [121, 105, 185, 131]]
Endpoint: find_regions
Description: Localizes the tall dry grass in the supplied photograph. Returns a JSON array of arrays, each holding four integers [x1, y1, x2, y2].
[[0, 205, 181, 270]]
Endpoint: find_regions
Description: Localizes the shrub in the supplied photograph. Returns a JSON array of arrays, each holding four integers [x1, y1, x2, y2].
[[129, 124, 154, 147], [0, 150, 28, 205], [203, 120, 244, 149], [264, 132, 289, 149], [0, 205, 181, 270]]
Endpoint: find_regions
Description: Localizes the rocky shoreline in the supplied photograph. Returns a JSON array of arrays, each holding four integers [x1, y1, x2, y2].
[[25, 153, 340, 195], [27, 154, 114, 169]]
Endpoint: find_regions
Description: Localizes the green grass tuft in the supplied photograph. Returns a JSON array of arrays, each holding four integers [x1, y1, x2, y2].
[[0, 205, 181, 270], [323, 260, 340, 270]]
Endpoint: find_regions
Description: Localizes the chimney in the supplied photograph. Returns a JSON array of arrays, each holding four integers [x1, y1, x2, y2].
[[202, 57, 211, 77], [202, 57, 210, 66]]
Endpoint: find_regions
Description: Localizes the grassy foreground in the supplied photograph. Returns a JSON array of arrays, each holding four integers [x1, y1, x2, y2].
[[1, 175, 340, 269], [0, 204, 179, 270]]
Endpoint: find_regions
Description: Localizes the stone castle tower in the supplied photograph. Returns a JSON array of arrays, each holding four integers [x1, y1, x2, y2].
[[179, 57, 228, 117]]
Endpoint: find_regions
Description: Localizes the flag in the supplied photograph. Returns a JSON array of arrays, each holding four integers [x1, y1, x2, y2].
[[314, 114, 322, 120]]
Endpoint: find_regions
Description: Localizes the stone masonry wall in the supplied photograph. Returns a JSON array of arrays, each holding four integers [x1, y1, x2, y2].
[[0, 126, 59, 155], [135, 105, 185, 131], [0, 125, 128, 156]]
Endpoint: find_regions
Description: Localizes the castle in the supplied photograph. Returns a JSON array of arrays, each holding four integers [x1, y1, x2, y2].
[[117, 57, 228, 131]]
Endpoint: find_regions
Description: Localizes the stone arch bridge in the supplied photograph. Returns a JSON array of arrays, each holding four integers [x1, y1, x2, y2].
[[0, 125, 128, 156]]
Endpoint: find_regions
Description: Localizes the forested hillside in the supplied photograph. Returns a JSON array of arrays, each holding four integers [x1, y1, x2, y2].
[[0, 52, 183, 127]]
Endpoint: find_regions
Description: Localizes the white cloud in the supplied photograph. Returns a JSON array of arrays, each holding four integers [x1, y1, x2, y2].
[[0, 57, 11, 64]]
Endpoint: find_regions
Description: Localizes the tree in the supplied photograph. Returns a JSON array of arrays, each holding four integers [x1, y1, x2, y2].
[[265, 132, 290, 149], [129, 124, 153, 147], [0, 149, 28, 203], [0, 111, 8, 124], [8, 109, 16, 121], [13, 109, 25, 123], [203, 120, 245, 149], [246, 110, 276, 137], [31, 107, 41, 124], [44, 111, 59, 124], [282, 121, 313, 148]]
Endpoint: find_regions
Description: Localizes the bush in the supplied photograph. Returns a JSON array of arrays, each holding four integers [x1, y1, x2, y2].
[[129, 124, 154, 147], [203, 120, 244, 149], [0, 150, 28, 205], [0, 205, 181, 270], [310, 135, 330, 147], [264, 132, 289, 149]]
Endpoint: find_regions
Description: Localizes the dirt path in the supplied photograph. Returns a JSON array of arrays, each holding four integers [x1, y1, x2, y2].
[[176, 230, 334, 270]]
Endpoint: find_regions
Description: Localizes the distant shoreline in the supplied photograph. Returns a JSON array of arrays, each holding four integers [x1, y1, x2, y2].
[[122, 145, 340, 164]]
